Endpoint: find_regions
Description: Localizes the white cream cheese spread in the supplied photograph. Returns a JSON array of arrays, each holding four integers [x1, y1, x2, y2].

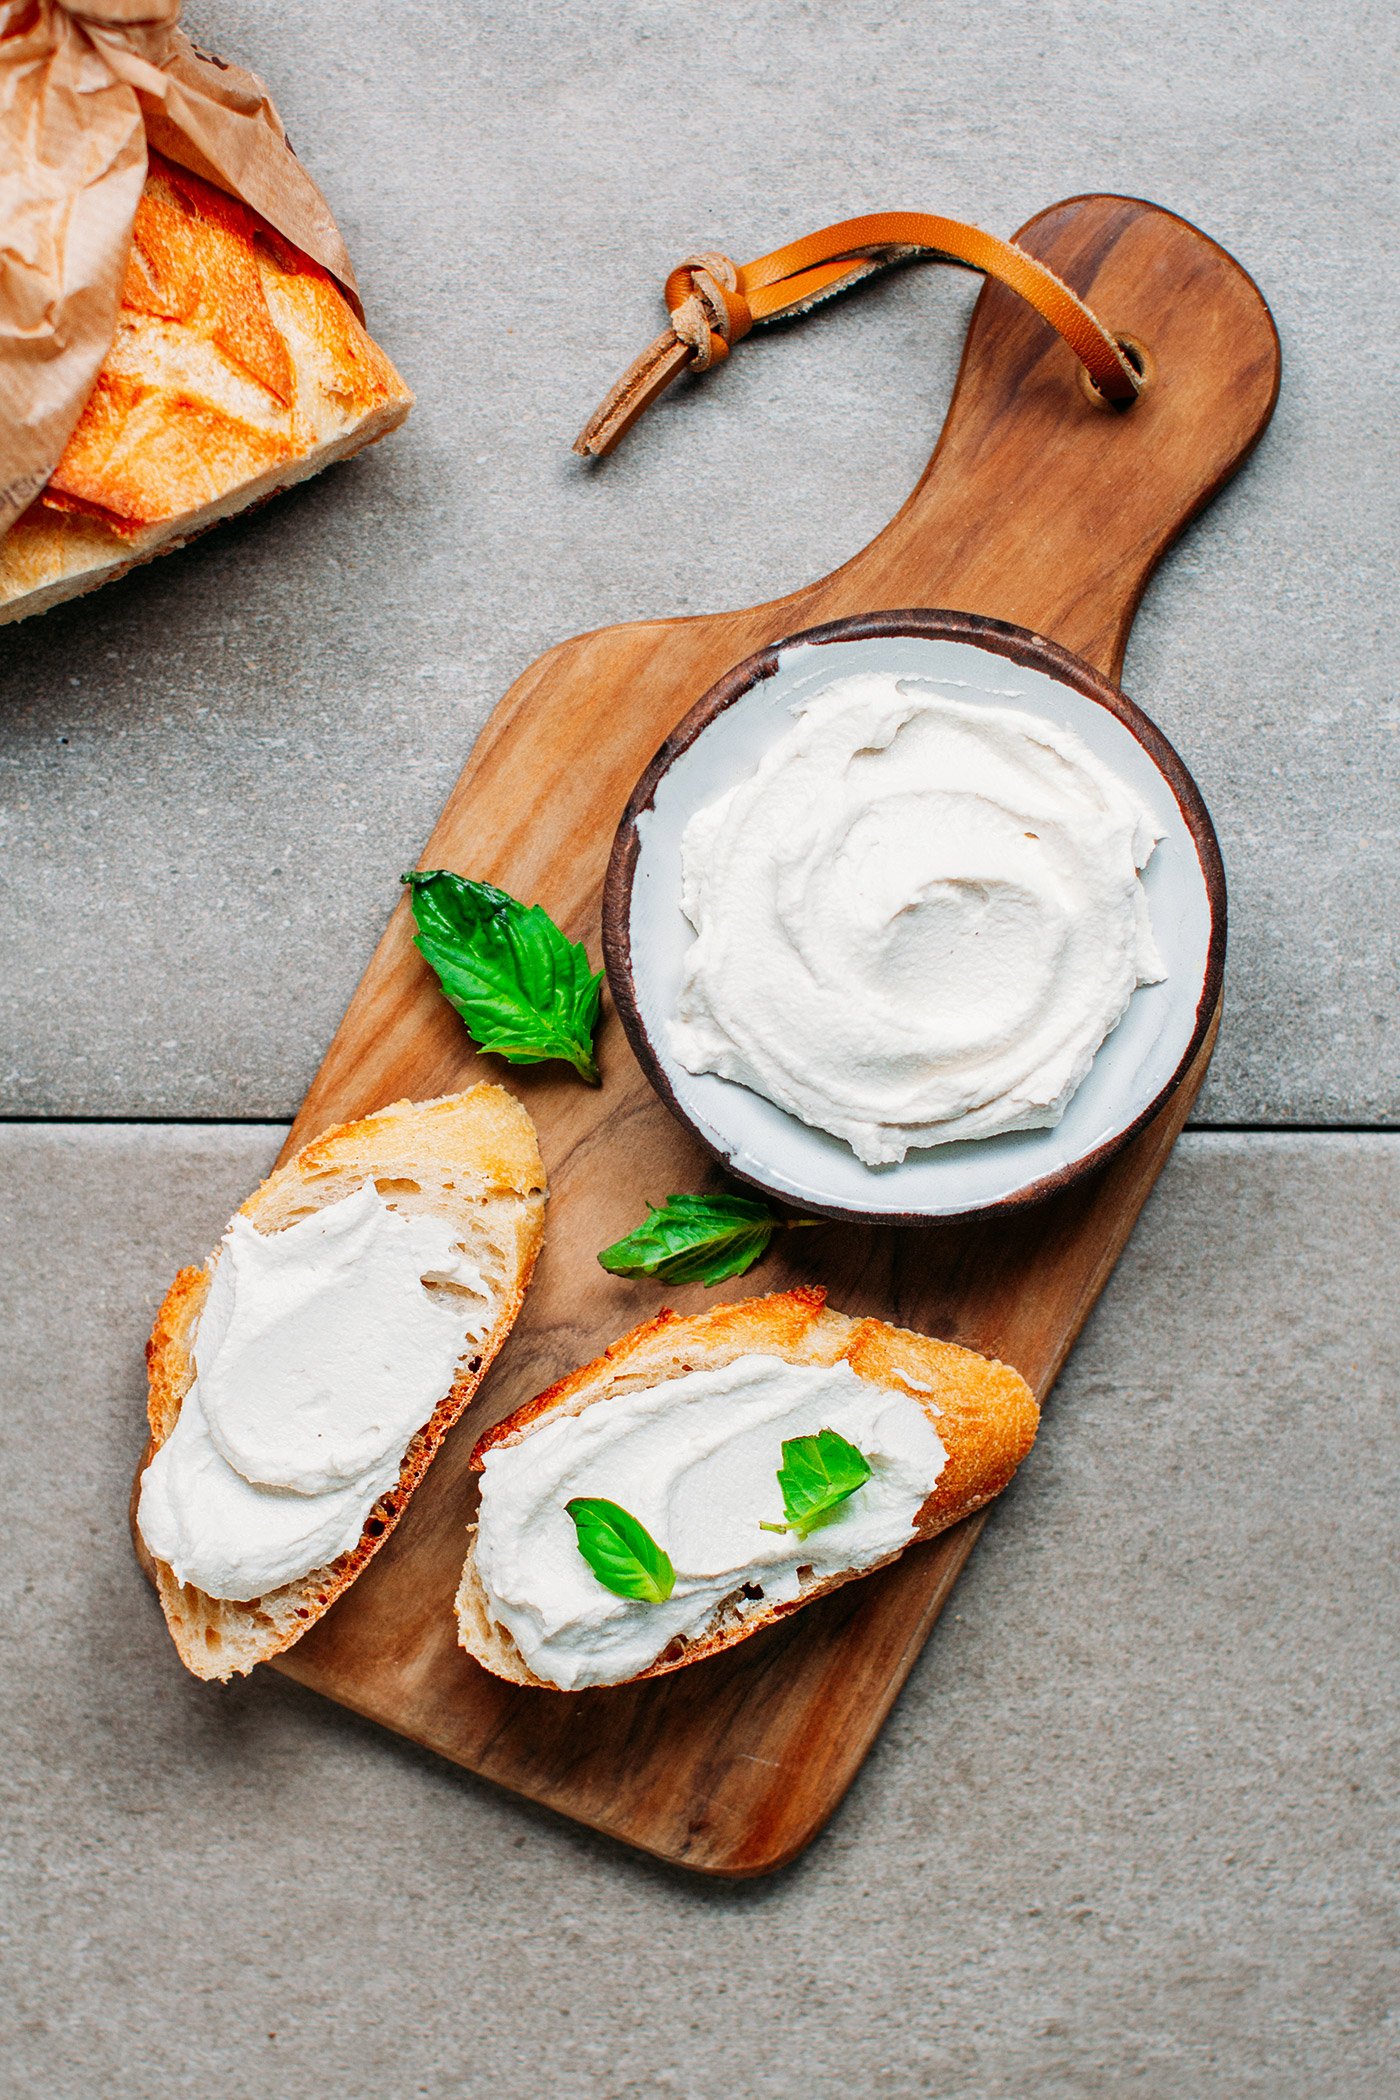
[[474, 1352, 946, 1690], [137, 1181, 494, 1599], [669, 674, 1167, 1166]]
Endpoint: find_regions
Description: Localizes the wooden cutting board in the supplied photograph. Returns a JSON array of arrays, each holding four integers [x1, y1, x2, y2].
[[264, 194, 1277, 1873]]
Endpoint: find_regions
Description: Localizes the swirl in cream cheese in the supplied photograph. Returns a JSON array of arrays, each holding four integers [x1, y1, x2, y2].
[[668, 674, 1167, 1166], [474, 1353, 946, 1690]]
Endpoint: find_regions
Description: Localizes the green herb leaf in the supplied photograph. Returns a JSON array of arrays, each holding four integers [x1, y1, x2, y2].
[[566, 1498, 675, 1602], [767, 1428, 873, 1540], [402, 869, 603, 1083], [597, 1190, 788, 1286]]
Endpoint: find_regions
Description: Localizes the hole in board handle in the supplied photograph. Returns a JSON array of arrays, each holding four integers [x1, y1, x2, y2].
[[1082, 334, 1152, 411]]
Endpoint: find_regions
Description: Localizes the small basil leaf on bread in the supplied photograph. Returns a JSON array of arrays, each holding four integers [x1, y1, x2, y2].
[[566, 1498, 676, 1602], [403, 870, 602, 1083], [760, 1428, 873, 1539], [598, 1190, 812, 1286]]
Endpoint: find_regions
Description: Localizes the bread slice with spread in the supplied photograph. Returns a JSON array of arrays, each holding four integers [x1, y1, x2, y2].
[[134, 1086, 545, 1682], [456, 1287, 1038, 1691], [1, 153, 411, 627]]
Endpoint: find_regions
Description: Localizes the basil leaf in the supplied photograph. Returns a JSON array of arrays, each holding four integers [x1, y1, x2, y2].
[[402, 870, 602, 1083], [566, 1498, 675, 1602], [597, 1191, 781, 1286], [767, 1428, 873, 1540]]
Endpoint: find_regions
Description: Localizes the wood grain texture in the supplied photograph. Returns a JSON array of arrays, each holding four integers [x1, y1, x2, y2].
[[258, 195, 1276, 1873]]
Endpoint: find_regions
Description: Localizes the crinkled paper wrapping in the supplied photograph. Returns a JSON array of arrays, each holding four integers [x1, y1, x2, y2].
[[0, 0, 361, 537]]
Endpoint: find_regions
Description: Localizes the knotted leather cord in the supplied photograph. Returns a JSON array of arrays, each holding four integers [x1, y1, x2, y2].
[[575, 211, 1142, 457]]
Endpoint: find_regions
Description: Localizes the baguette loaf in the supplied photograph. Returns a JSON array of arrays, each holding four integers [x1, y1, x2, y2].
[[136, 1086, 545, 1682], [456, 1286, 1038, 1689], [1, 153, 412, 627]]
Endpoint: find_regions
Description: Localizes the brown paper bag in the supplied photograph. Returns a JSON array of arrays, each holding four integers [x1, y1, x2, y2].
[[0, 0, 362, 538]]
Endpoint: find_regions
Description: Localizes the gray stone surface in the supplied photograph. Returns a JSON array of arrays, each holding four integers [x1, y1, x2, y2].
[[3, 7, 1395, 2089], [0, 0, 1396, 1122], [1, 1124, 1395, 2098]]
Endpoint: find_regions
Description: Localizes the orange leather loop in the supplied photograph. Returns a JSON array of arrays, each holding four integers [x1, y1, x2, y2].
[[575, 210, 1142, 457]]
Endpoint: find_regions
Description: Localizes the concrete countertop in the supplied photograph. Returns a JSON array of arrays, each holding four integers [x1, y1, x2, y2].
[[0, 0, 1394, 1122], [0, 5, 1395, 2096], [2, 1128, 1394, 2097]]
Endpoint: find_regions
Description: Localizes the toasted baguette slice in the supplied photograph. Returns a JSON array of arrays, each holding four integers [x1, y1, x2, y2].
[[456, 1285, 1038, 1690], [136, 1086, 545, 1682], [1, 153, 412, 627]]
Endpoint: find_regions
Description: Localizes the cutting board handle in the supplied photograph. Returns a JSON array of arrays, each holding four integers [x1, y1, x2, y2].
[[775, 195, 1278, 682]]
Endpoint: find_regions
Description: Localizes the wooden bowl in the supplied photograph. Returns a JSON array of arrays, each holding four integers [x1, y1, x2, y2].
[[603, 609, 1226, 1224]]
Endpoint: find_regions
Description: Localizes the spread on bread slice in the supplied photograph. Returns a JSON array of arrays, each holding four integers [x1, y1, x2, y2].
[[0, 154, 412, 628], [135, 1086, 545, 1682], [456, 1287, 1038, 1691]]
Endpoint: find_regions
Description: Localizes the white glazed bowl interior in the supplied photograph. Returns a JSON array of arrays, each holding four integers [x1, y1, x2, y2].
[[622, 630, 1218, 1221]]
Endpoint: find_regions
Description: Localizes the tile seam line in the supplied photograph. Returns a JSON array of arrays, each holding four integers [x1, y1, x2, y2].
[[0, 1116, 1395, 1135]]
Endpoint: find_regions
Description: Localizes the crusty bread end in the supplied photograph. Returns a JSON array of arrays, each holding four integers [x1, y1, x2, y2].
[[1, 154, 412, 627], [455, 1287, 1038, 1690], [136, 1086, 546, 1682]]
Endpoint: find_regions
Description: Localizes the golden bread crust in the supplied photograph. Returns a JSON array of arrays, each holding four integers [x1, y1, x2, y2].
[[1, 154, 411, 623], [456, 1287, 1039, 1690], [139, 1087, 546, 1683]]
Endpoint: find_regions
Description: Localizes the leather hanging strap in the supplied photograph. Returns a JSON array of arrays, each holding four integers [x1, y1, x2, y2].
[[575, 210, 1142, 457]]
